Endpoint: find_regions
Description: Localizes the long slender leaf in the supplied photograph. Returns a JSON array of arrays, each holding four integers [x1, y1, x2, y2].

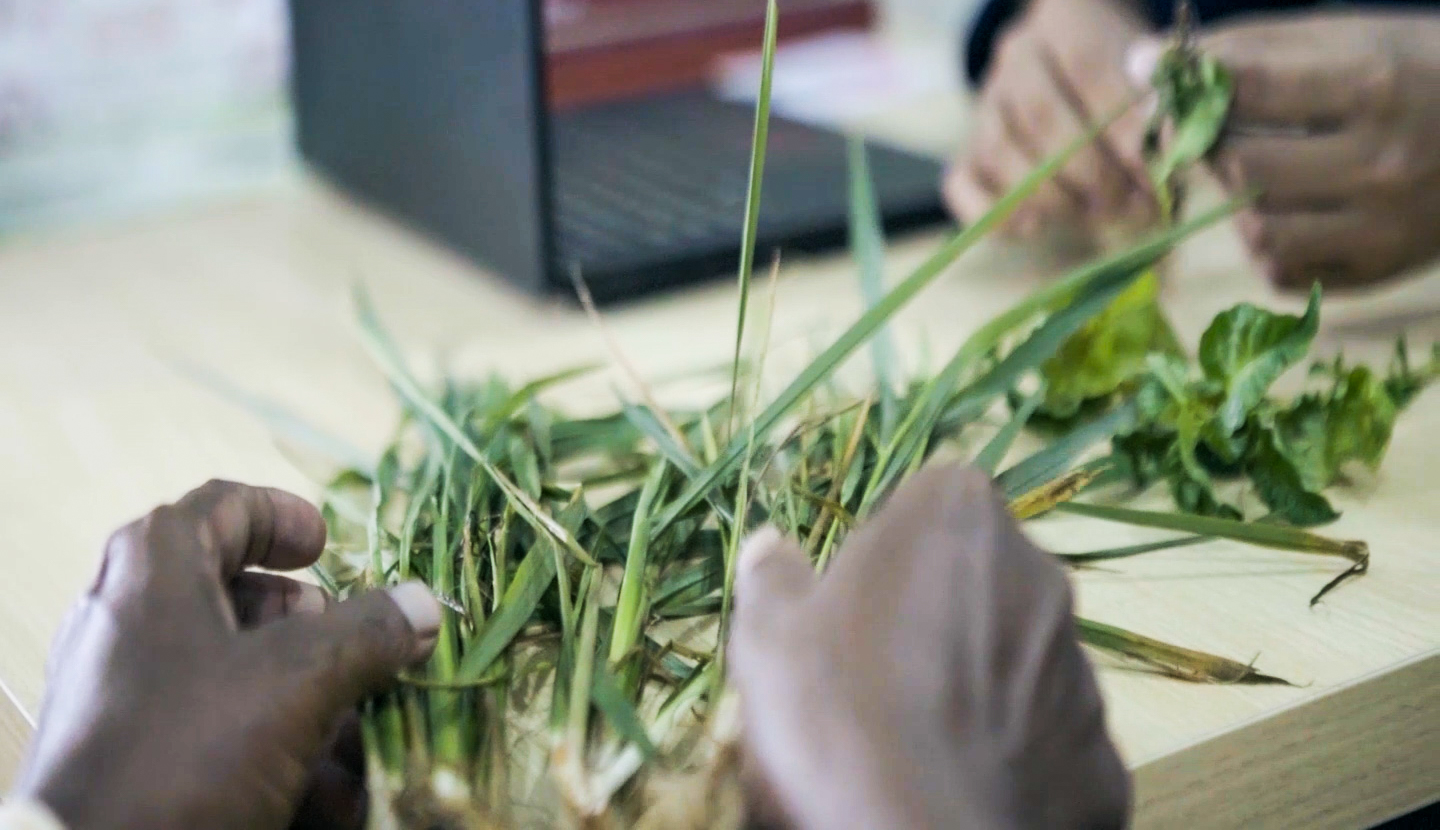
[[727, 0, 779, 433], [354, 286, 598, 567], [868, 247, 1159, 503], [975, 388, 1043, 474], [651, 128, 1233, 536], [848, 136, 899, 436], [456, 540, 559, 680], [997, 403, 1136, 500], [176, 361, 375, 475], [611, 462, 667, 666], [592, 665, 658, 759], [1076, 617, 1289, 684], [1056, 535, 1207, 563], [1057, 501, 1368, 560]]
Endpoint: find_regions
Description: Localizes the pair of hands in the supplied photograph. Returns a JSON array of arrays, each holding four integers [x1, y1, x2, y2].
[[9, 468, 1127, 830], [948, 1, 1440, 291]]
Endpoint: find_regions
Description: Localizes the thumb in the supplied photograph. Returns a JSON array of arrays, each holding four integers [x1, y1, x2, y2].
[[734, 527, 815, 625], [1124, 37, 1165, 89], [256, 582, 441, 720]]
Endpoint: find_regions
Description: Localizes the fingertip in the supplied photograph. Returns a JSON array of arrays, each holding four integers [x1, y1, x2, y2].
[[738, 526, 785, 582], [1124, 38, 1164, 89], [734, 528, 814, 613], [385, 582, 441, 662], [262, 487, 329, 569]]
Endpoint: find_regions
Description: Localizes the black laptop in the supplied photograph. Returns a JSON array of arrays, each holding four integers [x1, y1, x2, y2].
[[288, 0, 949, 302]]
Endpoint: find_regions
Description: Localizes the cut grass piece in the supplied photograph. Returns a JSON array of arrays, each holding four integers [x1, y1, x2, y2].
[[1076, 617, 1289, 684], [1058, 501, 1369, 604], [1056, 535, 1208, 563]]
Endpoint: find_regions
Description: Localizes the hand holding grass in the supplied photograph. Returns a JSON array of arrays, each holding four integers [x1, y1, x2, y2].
[[9, 481, 441, 830], [1127, 11, 1440, 291]]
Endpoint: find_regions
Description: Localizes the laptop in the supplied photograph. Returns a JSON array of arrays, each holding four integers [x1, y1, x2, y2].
[[288, 0, 950, 302]]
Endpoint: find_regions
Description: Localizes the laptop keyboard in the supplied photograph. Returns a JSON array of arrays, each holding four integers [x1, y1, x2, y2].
[[549, 91, 946, 291]]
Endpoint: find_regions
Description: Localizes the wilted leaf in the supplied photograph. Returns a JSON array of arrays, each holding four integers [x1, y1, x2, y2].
[[1039, 269, 1181, 418]]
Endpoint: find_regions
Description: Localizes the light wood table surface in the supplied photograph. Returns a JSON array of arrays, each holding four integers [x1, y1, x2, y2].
[[2, 96, 1438, 827]]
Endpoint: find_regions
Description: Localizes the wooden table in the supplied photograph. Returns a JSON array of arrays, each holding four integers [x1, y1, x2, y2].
[[2, 99, 1438, 826]]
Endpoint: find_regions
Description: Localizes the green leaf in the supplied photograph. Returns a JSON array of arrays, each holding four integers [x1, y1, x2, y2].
[[998, 403, 1136, 501], [1273, 364, 1399, 493], [727, 0, 779, 431], [1383, 337, 1440, 408], [871, 251, 1157, 501], [354, 285, 598, 568], [1199, 283, 1321, 434], [1321, 366, 1399, 474], [976, 387, 1043, 474], [1246, 427, 1338, 526], [1039, 269, 1182, 418], [1146, 45, 1234, 220], [847, 135, 900, 437], [649, 104, 1192, 535], [1056, 535, 1208, 563], [591, 664, 658, 759], [456, 538, 559, 681], [1145, 353, 1212, 487]]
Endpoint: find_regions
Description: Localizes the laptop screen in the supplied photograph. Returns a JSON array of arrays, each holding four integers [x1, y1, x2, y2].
[[290, 0, 554, 291]]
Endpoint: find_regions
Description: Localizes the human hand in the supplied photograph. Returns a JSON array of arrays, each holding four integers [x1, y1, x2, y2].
[[728, 465, 1130, 830], [947, 0, 1155, 239], [8, 480, 441, 830], [1128, 12, 1440, 291]]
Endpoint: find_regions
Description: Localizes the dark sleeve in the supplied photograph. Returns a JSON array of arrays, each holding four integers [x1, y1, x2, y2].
[[963, 0, 1025, 88]]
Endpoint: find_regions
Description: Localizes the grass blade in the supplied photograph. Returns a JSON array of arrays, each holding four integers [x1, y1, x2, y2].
[[1008, 466, 1102, 520], [610, 463, 667, 667], [997, 403, 1136, 500], [1057, 501, 1367, 559], [566, 569, 602, 757], [975, 387, 1043, 474], [456, 539, 559, 681], [1055, 535, 1207, 563], [651, 108, 1198, 536], [1076, 617, 1289, 684], [592, 665, 659, 760], [727, 0, 779, 435], [476, 364, 599, 435], [867, 246, 1159, 503], [1057, 501, 1369, 604], [175, 361, 375, 475], [354, 285, 598, 567], [848, 136, 899, 437]]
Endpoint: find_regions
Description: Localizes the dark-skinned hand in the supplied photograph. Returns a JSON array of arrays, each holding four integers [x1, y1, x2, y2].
[[8, 480, 440, 830], [946, 0, 1156, 238], [728, 464, 1131, 830], [1128, 11, 1440, 291]]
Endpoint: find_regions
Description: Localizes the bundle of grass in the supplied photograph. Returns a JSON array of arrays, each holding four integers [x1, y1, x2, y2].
[[208, 3, 1435, 826]]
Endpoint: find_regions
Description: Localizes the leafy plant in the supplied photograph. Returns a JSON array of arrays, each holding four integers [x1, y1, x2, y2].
[[197, 4, 1437, 827]]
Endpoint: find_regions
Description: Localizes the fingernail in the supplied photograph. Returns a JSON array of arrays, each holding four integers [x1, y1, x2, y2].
[[1125, 39, 1164, 88], [387, 581, 441, 641], [293, 583, 329, 616], [738, 527, 784, 578]]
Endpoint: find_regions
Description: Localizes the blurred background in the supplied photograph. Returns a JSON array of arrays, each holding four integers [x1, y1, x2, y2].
[[0, 0, 981, 236]]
